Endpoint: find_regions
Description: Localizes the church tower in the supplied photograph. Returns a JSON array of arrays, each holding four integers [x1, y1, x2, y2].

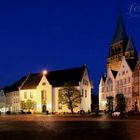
[[125, 37, 137, 60], [107, 12, 137, 71]]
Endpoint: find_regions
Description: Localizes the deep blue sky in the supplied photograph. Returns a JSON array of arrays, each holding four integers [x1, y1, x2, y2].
[[0, 0, 140, 94]]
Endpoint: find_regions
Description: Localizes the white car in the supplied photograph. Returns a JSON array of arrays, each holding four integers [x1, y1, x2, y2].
[[112, 112, 120, 117]]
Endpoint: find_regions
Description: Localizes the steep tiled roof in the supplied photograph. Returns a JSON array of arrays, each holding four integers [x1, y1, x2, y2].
[[4, 65, 86, 91], [126, 59, 137, 71], [20, 73, 42, 90], [111, 70, 118, 78], [19, 65, 86, 89], [3, 76, 27, 93], [47, 65, 85, 87]]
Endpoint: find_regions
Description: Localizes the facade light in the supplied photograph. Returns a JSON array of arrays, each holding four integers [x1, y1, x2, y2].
[[43, 70, 47, 75]]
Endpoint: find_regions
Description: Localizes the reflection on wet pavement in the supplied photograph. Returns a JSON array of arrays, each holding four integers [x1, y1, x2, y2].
[[0, 115, 139, 140]]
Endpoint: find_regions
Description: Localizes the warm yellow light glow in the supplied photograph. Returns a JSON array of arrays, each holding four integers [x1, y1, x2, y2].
[[43, 70, 47, 75], [102, 100, 107, 106], [47, 103, 52, 110], [37, 104, 42, 109]]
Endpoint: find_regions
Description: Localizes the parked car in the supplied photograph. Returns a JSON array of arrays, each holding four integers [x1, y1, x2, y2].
[[112, 112, 120, 117]]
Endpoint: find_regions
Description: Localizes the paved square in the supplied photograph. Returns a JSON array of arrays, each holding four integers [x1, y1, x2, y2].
[[0, 115, 139, 140]]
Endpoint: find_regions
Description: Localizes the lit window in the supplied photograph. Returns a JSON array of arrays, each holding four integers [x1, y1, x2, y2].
[[85, 90, 87, 98], [83, 79, 88, 86], [85, 80, 88, 86], [13, 98, 16, 103], [122, 71, 125, 75], [102, 87, 104, 92], [17, 106, 19, 111], [58, 90, 62, 110], [58, 103, 62, 110], [41, 90, 46, 105], [30, 92, 33, 98], [24, 92, 27, 99]]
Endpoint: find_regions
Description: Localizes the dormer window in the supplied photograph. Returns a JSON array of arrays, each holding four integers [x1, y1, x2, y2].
[[24, 92, 27, 99]]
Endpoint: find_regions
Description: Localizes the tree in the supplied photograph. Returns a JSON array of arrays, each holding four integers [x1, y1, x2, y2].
[[106, 96, 114, 113], [59, 82, 81, 114], [20, 100, 36, 112], [26, 99, 36, 111], [20, 101, 26, 110], [115, 94, 126, 114]]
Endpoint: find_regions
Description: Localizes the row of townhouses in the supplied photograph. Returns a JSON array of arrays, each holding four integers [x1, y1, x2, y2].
[[0, 65, 92, 113], [99, 12, 140, 112]]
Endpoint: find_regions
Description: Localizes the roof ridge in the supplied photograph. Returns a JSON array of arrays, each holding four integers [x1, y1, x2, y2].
[[48, 65, 86, 73], [19, 73, 31, 89]]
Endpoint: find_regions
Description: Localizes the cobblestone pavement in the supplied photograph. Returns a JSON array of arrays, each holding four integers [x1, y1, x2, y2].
[[0, 114, 139, 140]]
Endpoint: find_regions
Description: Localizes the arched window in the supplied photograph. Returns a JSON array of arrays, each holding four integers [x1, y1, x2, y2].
[[41, 90, 47, 104], [42, 82, 46, 86]]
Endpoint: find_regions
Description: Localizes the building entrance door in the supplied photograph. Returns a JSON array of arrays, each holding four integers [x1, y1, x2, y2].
[[42, 105, 46, 112], [135, 100, 138, 111]]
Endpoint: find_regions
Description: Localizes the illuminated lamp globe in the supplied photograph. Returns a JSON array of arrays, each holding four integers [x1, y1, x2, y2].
[[43, 70, 47, 75]]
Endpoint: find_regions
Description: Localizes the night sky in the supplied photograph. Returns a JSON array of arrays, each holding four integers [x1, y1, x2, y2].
[[0, 0, 140, 94]]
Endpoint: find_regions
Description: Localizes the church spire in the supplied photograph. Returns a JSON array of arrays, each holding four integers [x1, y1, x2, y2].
[[126, 37, 135, 51], [125, 36, 138, 60], [107, 2, 129, 71], [112, 3, 128, 44]]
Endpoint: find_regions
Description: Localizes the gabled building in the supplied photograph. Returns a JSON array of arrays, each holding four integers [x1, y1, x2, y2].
[[2, 65, 92, 113], [107, 14, 137, 72], [133, 55, 140, 111], [115, 57, 135, 111], [99, 70, 116, 110], [99, 10, 138, 112], [100, 56, 136, 111]]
